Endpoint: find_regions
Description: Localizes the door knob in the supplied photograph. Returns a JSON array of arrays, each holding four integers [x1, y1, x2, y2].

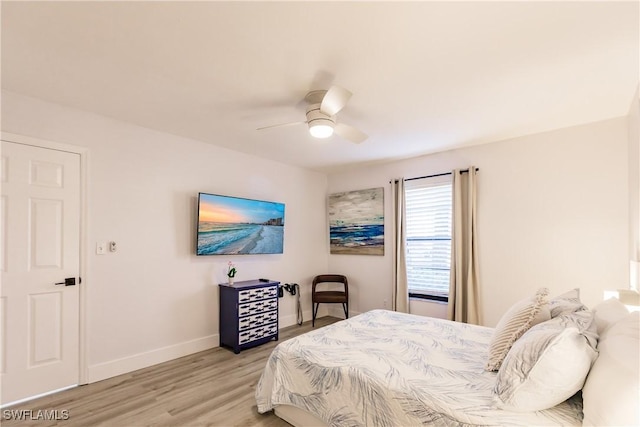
[[54, 277, 76, 286]]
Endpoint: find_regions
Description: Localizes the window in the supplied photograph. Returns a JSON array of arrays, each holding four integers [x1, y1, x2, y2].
[[404, 175, 453, 301]]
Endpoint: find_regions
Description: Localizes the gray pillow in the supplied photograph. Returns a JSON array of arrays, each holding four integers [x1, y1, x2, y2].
[[548, 288, 587, 318], [494, 310, 599, 411]]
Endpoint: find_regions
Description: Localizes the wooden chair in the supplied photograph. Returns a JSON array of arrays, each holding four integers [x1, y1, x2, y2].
[[312, 274, 348, 327]]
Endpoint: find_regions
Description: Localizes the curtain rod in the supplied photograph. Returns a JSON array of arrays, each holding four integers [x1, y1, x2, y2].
[[390, 167, 479, 184]]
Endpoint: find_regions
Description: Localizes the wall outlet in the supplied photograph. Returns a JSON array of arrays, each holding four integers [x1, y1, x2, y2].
[[383, 299, 388, 309], [96, 242, 107, 255]]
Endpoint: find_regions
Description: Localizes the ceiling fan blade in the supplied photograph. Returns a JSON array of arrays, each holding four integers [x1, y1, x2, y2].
[[256, 121, 305, 131], [334, 123, 367, 144], [320, 86, 352, 116]]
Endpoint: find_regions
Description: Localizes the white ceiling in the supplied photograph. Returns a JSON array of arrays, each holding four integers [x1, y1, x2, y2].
[[2, 1, 638, 173]]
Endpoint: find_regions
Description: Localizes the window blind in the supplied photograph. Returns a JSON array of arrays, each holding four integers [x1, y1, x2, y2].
[[404, 176, 453, 298]]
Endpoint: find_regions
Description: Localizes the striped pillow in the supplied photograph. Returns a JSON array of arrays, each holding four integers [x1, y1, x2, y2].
[[485, 288, 550, 371]]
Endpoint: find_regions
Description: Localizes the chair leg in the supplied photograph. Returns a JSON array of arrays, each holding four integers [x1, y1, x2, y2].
[[343, 302, 348, 319], [313, 303, 319, 327]]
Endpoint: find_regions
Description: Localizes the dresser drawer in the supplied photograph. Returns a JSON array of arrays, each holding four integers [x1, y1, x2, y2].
[[238, 298, 278, 317], [238, 286, 278, 303], [238, 323, 278, 345], [239, 310, 278, 331]]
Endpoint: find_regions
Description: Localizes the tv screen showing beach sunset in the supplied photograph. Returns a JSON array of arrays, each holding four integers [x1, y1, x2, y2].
[[196, 193, 285, 255]]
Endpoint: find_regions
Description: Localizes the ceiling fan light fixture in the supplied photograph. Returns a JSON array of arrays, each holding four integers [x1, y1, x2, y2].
[[306, 104, 335, 139], [309, 120, 334, 139], [258, 92, 366, 143]]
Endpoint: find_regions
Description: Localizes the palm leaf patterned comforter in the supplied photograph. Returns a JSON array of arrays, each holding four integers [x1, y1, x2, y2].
[[255, 309, 582, 426]]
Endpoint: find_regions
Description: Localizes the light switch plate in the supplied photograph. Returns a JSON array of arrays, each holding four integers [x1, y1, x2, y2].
[[96, 242, 107, 255]]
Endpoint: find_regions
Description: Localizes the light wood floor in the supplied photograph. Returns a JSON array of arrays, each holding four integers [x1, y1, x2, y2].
[[2, 316, 341, 427]]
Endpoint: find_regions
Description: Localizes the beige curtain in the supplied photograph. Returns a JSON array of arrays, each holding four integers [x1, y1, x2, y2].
[[448, 167, 481, 324], [391, 178, 409, 313]]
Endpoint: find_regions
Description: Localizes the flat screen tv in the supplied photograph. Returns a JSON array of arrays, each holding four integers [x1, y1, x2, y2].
[[196, 192, 285, 255]]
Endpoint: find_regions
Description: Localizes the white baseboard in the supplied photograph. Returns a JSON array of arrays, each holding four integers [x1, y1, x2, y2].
[[279, 309, 314, 328], [327, 305, 361, 319], [87, 307, 355, 384], [87, 334, 219, 383], [279, 306, 354, 328]]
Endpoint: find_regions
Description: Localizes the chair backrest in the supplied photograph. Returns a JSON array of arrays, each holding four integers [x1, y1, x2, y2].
[[312, 274, 348, 297]]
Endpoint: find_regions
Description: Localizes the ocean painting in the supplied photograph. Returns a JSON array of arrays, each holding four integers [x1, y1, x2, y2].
[[197, 193, 285, 255], [328, 187, 384, 255]]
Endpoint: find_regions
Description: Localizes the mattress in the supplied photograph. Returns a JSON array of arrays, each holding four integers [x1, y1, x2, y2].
[[255, 309, 582, 426]]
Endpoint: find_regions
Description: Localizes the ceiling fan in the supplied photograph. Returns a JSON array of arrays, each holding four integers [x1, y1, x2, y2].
[[257, 85, 367, 144]]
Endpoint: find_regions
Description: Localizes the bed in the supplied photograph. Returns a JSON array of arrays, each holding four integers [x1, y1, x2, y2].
[[255, 309, 585, 426]]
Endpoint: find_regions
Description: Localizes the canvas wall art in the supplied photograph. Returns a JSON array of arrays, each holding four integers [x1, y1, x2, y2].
[[328, 187, 384, 255]]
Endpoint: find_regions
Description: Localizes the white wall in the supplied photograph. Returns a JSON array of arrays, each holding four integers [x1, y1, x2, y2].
[[328, 117, 629, 327], [1, 90, 329, 382], [2, 88, 632, 380], [629, 85, 640, 289]]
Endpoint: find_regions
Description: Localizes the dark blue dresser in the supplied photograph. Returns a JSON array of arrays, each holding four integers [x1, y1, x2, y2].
[[219, 279, 280, 354]]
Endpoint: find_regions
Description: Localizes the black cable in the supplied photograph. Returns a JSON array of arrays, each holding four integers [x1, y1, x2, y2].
[[282, 283, 303, 325], [293, 284, 302, 325]]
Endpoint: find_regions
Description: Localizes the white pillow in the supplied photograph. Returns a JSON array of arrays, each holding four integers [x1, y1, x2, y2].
[[591, 297, 629, 336], [494, 310, 598, 412], [582, 311, 639, 427], [485, 288, 550, 371]]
